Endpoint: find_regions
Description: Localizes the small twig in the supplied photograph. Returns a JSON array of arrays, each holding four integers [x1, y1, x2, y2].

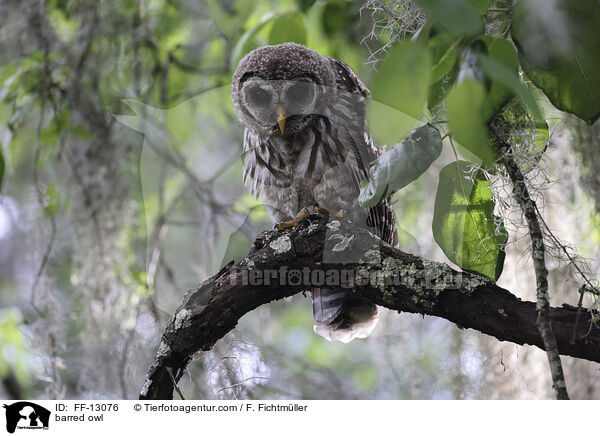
[[167, 368, 185, 400], [168, 52, 228, 75], [533, 203, 599, 296], [217, 377, 269, 393], [570, 285, 587, 345], [30, 14, 55, 315]]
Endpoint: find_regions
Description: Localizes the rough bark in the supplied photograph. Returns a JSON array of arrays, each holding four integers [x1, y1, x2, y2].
[[139, 214, 599, 400], [492, 124, 570, 400]]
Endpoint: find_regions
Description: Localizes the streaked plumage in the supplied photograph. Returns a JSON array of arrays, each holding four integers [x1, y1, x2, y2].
[[232, 43, 398, 342]]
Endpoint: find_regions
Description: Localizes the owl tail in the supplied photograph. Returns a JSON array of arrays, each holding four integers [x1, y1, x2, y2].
[[311, 288, 379, 343]]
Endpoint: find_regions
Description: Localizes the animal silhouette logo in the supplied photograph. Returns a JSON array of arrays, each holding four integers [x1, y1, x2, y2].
[[2, 402, 50, 433]]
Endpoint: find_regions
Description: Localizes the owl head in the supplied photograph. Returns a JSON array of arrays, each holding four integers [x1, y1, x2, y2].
[[232, 43, 338, 136]]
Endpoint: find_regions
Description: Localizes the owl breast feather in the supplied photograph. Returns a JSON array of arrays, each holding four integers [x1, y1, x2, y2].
[[242, 116, 364, 223]]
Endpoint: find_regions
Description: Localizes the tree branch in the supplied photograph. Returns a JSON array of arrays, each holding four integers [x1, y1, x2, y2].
[[139, 214, 599, 400], [491, 123, 570, 400]]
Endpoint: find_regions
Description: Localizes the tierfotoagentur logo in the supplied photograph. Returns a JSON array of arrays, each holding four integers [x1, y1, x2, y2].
[[229, 264, 466, 290], [2, 402, 50, 434]]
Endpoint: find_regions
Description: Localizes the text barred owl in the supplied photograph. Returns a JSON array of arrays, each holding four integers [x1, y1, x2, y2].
[[232, 43, 397, 342]]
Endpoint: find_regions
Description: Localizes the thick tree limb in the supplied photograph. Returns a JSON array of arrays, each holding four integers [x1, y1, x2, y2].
[[139, 214, 599, 400]]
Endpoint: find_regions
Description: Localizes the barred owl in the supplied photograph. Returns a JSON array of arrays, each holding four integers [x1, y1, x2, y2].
[[232, 43, 398, 343]]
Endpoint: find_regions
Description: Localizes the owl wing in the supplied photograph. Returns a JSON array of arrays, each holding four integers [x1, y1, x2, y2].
[[329, 58, 399, 248]]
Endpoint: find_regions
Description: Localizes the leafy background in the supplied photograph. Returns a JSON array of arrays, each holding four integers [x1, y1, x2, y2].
[[0, 0, 599, 399]]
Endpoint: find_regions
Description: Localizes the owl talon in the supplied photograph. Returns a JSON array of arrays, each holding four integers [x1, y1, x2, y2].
[[311, 204, 330, 216], [275, 204, 330, 230], [275, 216, 305, 231]]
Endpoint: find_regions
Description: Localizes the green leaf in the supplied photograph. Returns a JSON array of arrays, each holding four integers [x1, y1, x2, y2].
[[39, 119, 61, 145], [371, 42, 431, 119], [367, 101, 418, 147], [428, 33, 459, 84], [412, 19, 432, 45], [446, 79, 498, 167], [428, 68, 458, 109], [512, 0, 600, 124], [416, 0, 484, 37], [268, 11, 307, 45], [433, 161, 507, 281], [476, 36, 522, 120], [39, 128, 58, 146], [39, 109, 70, 146], [368, 41, 431, 144], [359, 124, 442, 208], [477, 52, 542, 121]]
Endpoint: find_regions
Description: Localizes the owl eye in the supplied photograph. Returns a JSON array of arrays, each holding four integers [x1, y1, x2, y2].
[[286, 82, 312, 106], [247, 86, 272, 107]]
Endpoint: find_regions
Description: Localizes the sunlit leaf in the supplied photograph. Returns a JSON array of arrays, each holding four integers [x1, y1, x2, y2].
[[359, 124, 442, 208], [433, 160, 507, 281], [512, 0, 600, 124]]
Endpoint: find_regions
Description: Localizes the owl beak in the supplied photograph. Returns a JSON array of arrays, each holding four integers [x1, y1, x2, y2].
[[276, 104, 286, 134]]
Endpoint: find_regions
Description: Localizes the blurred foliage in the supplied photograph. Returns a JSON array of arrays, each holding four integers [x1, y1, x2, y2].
[[512, 0, 600, 124], [0, 310, 32, 390], [416, 0, 486, 37], [0, 0, 598, 400]]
